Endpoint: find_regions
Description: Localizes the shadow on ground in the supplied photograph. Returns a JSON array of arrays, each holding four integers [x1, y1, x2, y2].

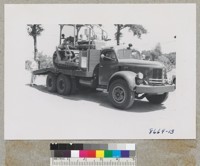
[[27, 84, 166, 113]]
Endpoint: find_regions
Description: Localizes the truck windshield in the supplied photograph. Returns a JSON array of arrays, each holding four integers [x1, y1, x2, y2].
[[116, 49, 141, 60]]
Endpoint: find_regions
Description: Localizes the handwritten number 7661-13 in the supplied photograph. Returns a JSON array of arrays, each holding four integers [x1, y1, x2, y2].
[[149, 128, 175, 134]]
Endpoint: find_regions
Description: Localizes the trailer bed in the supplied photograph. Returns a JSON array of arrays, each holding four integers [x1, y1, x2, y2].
[[33, 67, 94, 77]]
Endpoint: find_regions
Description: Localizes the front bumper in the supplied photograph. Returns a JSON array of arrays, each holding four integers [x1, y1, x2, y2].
[[135, 84, 175, 94]]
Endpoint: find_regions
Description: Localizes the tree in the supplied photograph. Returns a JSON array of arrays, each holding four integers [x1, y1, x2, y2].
[[141, 43, 162, 61], [151, 43, 162, 61], [164, 52, 176, 65], [27, 24, 44, 61], [114, 24, 147, 45], [141, 50, 152, 60]]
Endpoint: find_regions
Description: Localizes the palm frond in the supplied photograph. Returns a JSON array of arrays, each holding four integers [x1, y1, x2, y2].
[[27, 24, 44, 37]]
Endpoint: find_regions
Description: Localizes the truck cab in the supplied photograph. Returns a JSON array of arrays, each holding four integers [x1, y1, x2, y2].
[[95, 46, 175, 109]]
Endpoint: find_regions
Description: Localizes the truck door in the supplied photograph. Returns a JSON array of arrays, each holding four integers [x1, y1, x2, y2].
[[99, 49, 118, 86]]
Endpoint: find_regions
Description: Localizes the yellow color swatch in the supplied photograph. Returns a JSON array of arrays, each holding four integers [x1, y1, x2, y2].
[[96, 150, 104, 158]]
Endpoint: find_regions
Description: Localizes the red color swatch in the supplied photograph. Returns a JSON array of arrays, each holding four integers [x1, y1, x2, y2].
[[79, 150, 96, 158]]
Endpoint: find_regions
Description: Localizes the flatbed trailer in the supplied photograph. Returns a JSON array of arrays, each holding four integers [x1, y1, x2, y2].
[[33, 67, 90, 77]]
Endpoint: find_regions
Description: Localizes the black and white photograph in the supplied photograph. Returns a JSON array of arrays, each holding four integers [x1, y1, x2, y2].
[[5, 4, 196, 139]]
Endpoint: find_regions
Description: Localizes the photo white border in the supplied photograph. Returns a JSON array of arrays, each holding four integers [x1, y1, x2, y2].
[[4, 4, 196, 139]]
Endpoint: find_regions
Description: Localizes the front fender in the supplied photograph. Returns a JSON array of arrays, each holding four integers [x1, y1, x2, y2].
[[108, 71, 137, 91]]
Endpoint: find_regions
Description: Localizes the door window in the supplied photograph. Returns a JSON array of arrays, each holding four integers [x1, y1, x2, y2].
[[101, 50, 116, 62]]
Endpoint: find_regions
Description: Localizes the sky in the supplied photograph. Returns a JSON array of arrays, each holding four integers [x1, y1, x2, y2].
[[25, 23, 176, 58], [19, 4, 186, 59]]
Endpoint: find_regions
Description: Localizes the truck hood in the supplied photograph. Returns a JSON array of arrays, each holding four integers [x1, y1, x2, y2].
[[118, 59, 164, 68]]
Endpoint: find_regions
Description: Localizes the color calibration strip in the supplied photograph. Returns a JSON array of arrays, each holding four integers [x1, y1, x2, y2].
[[52, 149, 134, 158], [50, 143, 136, 166], [50, 143, 135, 158]]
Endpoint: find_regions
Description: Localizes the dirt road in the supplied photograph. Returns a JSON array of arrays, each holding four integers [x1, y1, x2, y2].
[[5, 75, 177, 140]]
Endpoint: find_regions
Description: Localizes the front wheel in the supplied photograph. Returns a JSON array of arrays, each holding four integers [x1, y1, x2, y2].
[[109, 79, 135, 110], [146, 92, 169, 104]]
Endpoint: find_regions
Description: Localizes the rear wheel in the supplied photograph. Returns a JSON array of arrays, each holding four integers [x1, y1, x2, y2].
[[146, 93, 168, 104], [56, 74, 71, 95], [46, 73, 57, 92], [109, 79, 135, 109]]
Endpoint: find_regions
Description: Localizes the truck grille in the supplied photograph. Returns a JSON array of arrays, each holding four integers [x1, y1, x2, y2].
[[148, 69, 164, 85], [149, 78, 164, 85], [128, 67, 165, 85], [152, 69, 162, 79]]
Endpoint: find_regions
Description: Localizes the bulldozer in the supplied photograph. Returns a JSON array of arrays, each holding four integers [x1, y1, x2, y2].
[[53, 24, 108, 69]]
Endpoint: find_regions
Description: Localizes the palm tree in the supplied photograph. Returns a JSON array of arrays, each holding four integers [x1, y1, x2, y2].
[[27, 24, 44, 61], [114, 24, 147, 45]]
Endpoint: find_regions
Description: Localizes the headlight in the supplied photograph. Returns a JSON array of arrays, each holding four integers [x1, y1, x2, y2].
[[137, 72, 144, 79], [135, 72, 144, 85]]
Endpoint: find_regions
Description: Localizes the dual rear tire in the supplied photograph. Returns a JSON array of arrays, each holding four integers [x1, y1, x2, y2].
[[46, 73, 72, 95], [46, 73, 57, 92]]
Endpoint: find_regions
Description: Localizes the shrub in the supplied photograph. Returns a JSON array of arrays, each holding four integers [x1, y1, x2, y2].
[[141, 49, 176, 72], [157, 55, 174, 72], [37, 52, 53, 69], [164, 52, 176, 65]]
